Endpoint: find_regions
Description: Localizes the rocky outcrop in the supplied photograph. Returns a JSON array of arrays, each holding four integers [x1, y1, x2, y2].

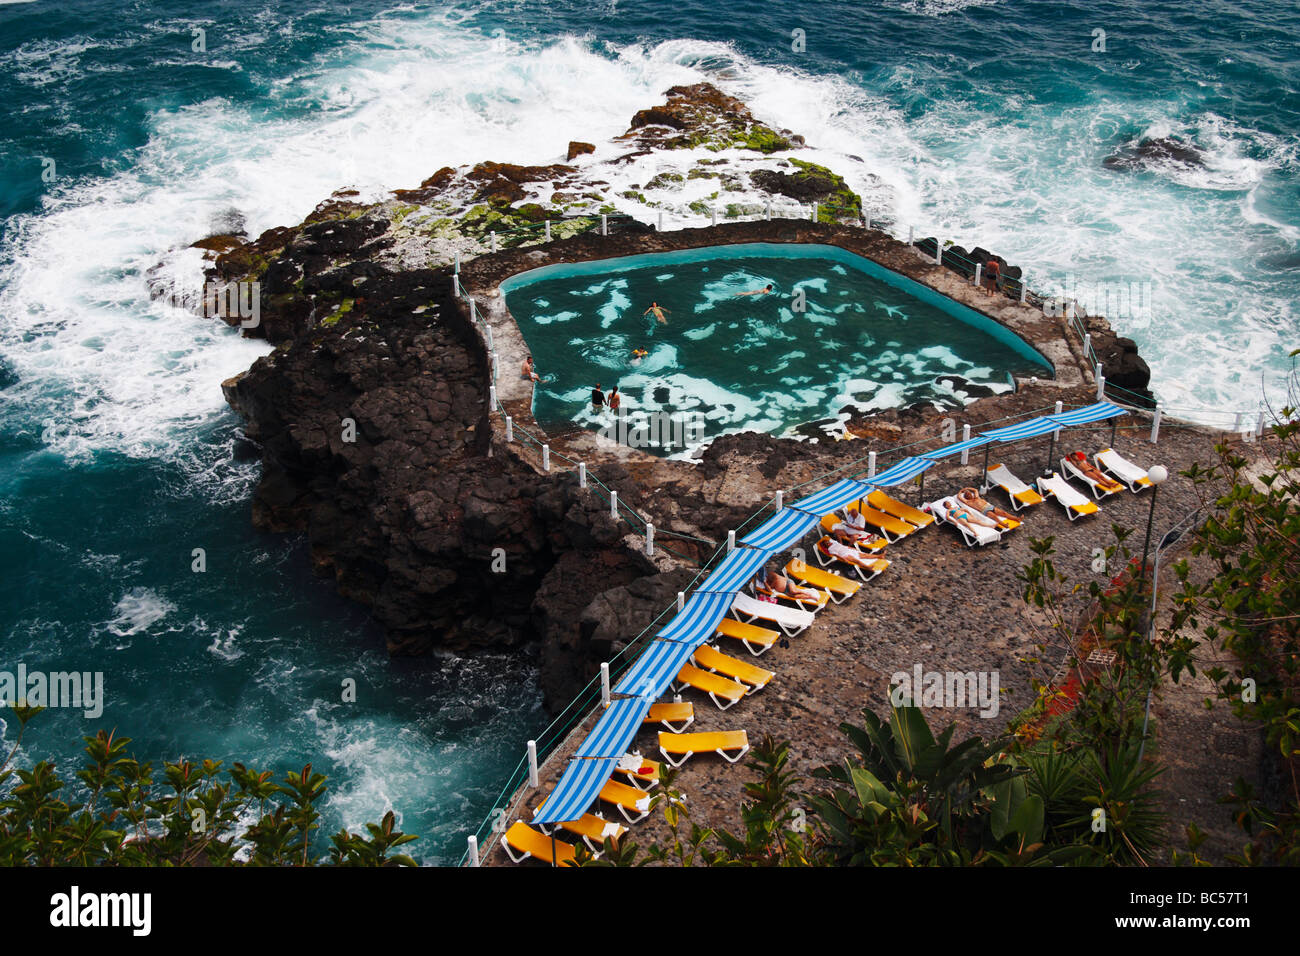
[[1103, 136, 1205, 172]]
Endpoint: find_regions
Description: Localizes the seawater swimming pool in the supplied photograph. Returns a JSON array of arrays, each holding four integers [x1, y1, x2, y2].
[[501, 243, 1053, 456]]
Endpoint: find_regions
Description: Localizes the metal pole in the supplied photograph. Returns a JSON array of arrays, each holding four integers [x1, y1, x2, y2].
[[812, 202, 819, 222], [868, 451, 876, 479], [711, 207, 718, 227], [600, 663, 610, 707], [491, 352, 498, 380], [467, 835, 479, 867], [452, 274, 460, 297], [658, 211, 664, 232], [961, 424, 971, 465], [1138, 484, 1160, 593], [610, 489, 618, 518], [489, 384, 497, 409], [981, 443, 991, 491], [527, 740, 539, 788], [1083, 332, 1091, 362], [1150, 406, 1161, 444], [600, 214, 607, 236], [1019, 282, 1027, 304], [775, 491, 784, 512], [677, 591, 685, 612], [727, 529, 735, 552], [542, 444, 550, 472], [1096, 373, 1106, 401], [1110, 418, 1118, 447], [505, 416, 513, 442], [646, 523, 654, 556], [765, 201, 771, 221], [490, 231, 497, 253], [974, 263, 982, 289], [935, 242, 942, 265], [545, 219, 551, 241], [469, 298, 476, 323], [578, 462, 587, 488]]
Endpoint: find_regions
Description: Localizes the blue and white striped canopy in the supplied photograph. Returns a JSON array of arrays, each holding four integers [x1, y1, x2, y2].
[[740, 507, 820, 551], [699, 545, 774, 593], [982, 416, 1061, 442], [924, 434, 993, 461], [790, 478, 872, 516], [868, 456, 936, 487], [613, 638, 697, 699], [1048, 401, 1125, 427], [575, 696, 653, 759], [653, 591, 734, 644], [533, 754, 621, 824]]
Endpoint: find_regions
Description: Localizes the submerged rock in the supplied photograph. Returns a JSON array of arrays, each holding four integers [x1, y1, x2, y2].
[[1103, 136, 1205, 172]]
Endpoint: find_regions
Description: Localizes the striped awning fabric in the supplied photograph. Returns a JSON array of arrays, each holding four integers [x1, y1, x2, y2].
[[698, 545, 774, 593], [1047, 402, 1126, 427], [924, 434, 993, 460], [790, 478, 873, 516], [653, 591, 734, 644], [867, 456, 935, 486], [740, 507, 820, 551], [532, 754, 622, 825], [982, 416, 1061, 442]]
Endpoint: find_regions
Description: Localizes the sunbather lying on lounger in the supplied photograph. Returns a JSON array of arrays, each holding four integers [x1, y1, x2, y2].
[[956, 487, 1018, 529], [760, 567, 820, 603], [1065, 451, 1124, 493], [817, 534, 880, 569], [937, 500, 1000, 535], [831, 506, 881, 546]]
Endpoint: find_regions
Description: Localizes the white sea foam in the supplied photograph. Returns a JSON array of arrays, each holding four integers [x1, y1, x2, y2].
[[103, 588, 177, 638]]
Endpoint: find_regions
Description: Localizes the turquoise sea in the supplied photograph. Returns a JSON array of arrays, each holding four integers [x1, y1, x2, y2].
[[0, 0, 1296, 862]]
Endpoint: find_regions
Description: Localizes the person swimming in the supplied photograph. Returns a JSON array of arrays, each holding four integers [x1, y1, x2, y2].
[[733, 283, 774, 297], [631, 347, 649, 364], [643, 302, 670, 324]]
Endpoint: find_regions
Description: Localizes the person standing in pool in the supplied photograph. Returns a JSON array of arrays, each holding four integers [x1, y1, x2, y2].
[[643, 302, 670, 324], [733, 283, 774, 297], [591, 383, 605, 412]]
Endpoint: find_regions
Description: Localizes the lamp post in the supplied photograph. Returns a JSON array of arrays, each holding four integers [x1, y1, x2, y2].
[[1137, 465, 1168, 593]]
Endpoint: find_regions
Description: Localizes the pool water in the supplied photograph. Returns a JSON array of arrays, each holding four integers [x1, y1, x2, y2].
[[503, 243, 1053, 457]]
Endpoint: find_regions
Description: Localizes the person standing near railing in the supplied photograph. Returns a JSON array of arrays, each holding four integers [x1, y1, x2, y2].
[[982, 258, 1001, 297]]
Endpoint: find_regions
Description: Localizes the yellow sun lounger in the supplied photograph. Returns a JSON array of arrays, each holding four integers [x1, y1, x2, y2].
[[851, 501, 918, 543], [1037, 472, 1101, 521], [1095, 447, 1154, 493], [613, 754, 663, 791], [692, 644, 774, 692], [813, 536, 892, 582], [783, 558, 860, 603], [599, 778, 654, 823], [658, 730, 751, 768], [867, 490, 935, 529], [819, 513, 888, 551], [984, 463, 1045, 511], [672, 662, 749, 710], [753, 578, 830, 612], [716, 616, 782, 656], [1061, 456, 1123, 500], [531, 809, 627, 854], [502, 820, 577, 866], [642, 701, 695, 732]]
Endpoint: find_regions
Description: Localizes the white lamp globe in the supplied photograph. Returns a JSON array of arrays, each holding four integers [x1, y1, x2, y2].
[[1149, 465, 1168, 484]]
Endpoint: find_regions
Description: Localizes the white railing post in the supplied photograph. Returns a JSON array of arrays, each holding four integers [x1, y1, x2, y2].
[[775, 490, 784, 512], [657, 211, 664, 232], [600, 214, 607, 236], [490, 231, 497, 253], [610, 489, 618, 518], [527, 740, 539, 788], [1019, 282, 1027, 304], [1053, 401, 1063, 442], [974, 263, 982, 288], [452, 274, 460, 297], [505, 416, 513, 442], [677, 591, 685, 612], [485, 324, 494, 351], [645, 523, 654, 556], [868, 451, 877, 478], [711, 207, 718, 227], [727, 529, 736, 552], [935, 243, 942, 265], [1150, 405, 1161, 444], [490, 351, 498, 380], [907, 225, 914, 245], [812, 202, 819, 222], [544, 219, 551, 241], [1096, 373, 1106, 401], [467, 835, 479, 867], [765, 201, 771, 221], [469, 298, 476, 323], [600, 663, 610, 708], [1233, 411, 1243, 433], [579, 462, 587, 488], [960, 424, 971, 465], [1256, 408, 1266, 439], [489, 384, 497, 409], [1083, 332, 1091, 360], [542, 444, 550, 472], [454, 252, 460, 274]]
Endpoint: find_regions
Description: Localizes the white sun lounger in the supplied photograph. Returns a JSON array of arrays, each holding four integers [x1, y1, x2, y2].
[[1037, 472, 1100, 521], [984, 463, 1045, 511], [731, 591, 815, 637], [1095, 448, 1154, 493], [1060, 456, 1123, 500], [925, 497, 1001, 547]]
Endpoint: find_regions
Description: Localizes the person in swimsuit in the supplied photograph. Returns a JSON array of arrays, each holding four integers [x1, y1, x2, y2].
[[734, 283, 774, 297], [760, 567, 820, 603], [631, 347, 648, 364], [643, 302, 670, 324], [1066, 451, 1124, 493], [521, 354, 539, 382], [957, 487, 1017, 528], [608, 384, 621, 413], [982, 259, 1001, 296], [819, 533, 880, 569], [942, 500, 1000, 534], [591, 383, 605, 412]]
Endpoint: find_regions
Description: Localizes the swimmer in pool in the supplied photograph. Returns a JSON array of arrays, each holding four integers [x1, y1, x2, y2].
[[643, 302, 670, 324], [631, 347, 649, 364], [734, 283, 774, 297]]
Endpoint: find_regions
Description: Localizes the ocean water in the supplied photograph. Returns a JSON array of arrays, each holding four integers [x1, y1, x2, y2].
[[507, 247, 1049, 452], [0, 0, 1296, 862]]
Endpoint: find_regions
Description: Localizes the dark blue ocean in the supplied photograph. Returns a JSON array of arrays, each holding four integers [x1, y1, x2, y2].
[[1, 0, 1296, 863]]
